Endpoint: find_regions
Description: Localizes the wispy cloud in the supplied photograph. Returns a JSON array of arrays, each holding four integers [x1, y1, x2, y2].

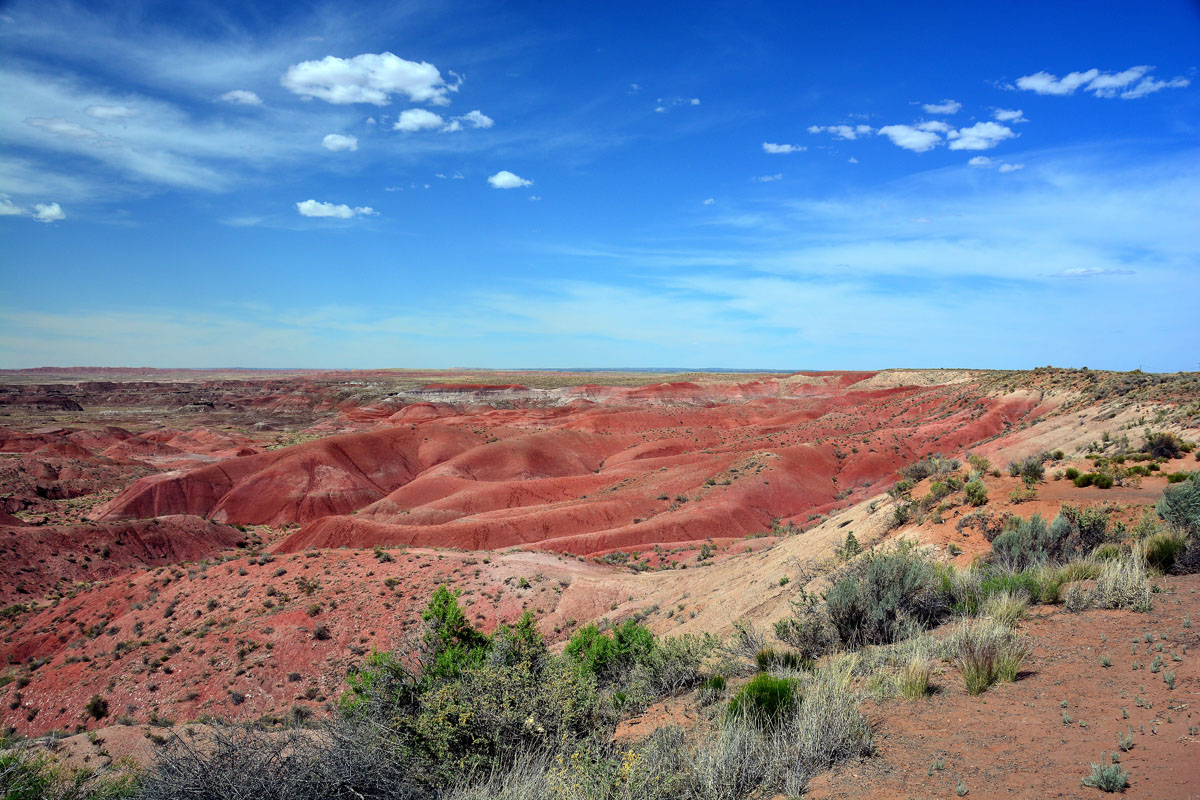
[[1014, 66, 1189, 99]]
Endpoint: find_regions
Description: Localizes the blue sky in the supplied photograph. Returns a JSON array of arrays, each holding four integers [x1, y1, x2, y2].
[[1, 0, 1197, 371]]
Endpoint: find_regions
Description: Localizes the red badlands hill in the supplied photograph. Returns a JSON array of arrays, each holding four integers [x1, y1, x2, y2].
[[94, 374, 1041, 556]]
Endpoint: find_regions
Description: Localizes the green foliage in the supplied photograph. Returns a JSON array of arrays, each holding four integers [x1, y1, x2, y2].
[[899, 453, 960, 483], [964, 479, 988, 507], [1064, 467, 1081, 480], [564, 619, 656, 684], [824, 543, 948, 648], [422, 585, 491, 681], [726, 673, 798, 726]]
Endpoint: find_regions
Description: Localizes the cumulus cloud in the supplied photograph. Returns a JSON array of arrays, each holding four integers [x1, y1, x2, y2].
[[1015, 66, 1189, 99], [654, 96, 701, 113], [32, 202, 65, 222], [443, 109, 495, 132], [282, 52, 458, 106], [876, 124, 941, 152], [947, 121, 1015, 150], [922, 99, 962, 114], [487, 170, 532, 189], [993, 108, 1027, 123], [458, 109, 494, 129], [968, 156, 994, 167], [84, 104, 139, 120], [762, 142, 803, 154], [295, 199, 377, 218], [808, 124, 873, 140], [752, 173, 782, 182], [703, 198, 715, 205], [321, 133, 358, 152], [393, 108, 444, 132], [917, 120, 951, 133], [998, 163, 1025, 173], [218, 89, 262, 106]]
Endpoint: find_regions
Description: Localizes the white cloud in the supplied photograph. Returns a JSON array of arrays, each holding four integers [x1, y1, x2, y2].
[[487, 170, 532, 189], [993, 108, 1027, 123], [752, 173, 782, 182], [762, 142, 803, 154], [32, 201, 65, 222], [282, 52, 458, 106], [947, 121, 1015, 150], [24, 116, 106, 143], [457, 109, 494, 129], [922, 99, 962, 114], [1052, 267, 1134, 278], [295, 199, 377, 218], [917, 120, 951, 133], [1015, 69, 1100, 95], [809, 124, 873, 140], [528, 195, 541, 201], [321, 133, 358, 152], [703, 198, 715, 205], [1014, 66, 1189, 99], [84, 104, 139, 120], [217, 89, 262, 106], [689, 98, 700, 105], [969, 155, 1025, 172], [876, 124, 941, 152], [848, 156, 858, 164], [1119, 75, 1190, 99], [393, 108, 444, 132]]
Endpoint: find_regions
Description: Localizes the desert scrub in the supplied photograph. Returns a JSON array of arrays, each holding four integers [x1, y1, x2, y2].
[[824, 541, 949, 648], [947, 620, 1030, 695], [1081, 755, 1129, 792]]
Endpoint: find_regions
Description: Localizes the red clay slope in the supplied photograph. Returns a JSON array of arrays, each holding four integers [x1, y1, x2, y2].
[[90, 377, 1042, 556], [0, 515, 246, 602], [93, 424, 483, 526]]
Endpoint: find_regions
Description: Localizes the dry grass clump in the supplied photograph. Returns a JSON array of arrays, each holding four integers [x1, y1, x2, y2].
[[1065, 553, 1152, 612], [898, 655, 932, 699], [946, 620, 1031, 695], [982, 589, 1027, 628]]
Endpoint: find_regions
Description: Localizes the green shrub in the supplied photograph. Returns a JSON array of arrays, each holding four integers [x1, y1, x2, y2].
[[773, 594, 839, 659], [825, 543, 948, 648], [1073, 472, 1095, 487], [1157, 474, 1200, 537], [1081, 757, 1129, 792], [991, 514, 1056, 571], [727, 673, 798, 726], [1064, 467, 1081, 480], [964, 479, 988, 506], [85, 694, 109, 720], [1093, 473, 1114, 489], [1144, 431, 1185, 460], [565, 618, 656, 684]]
